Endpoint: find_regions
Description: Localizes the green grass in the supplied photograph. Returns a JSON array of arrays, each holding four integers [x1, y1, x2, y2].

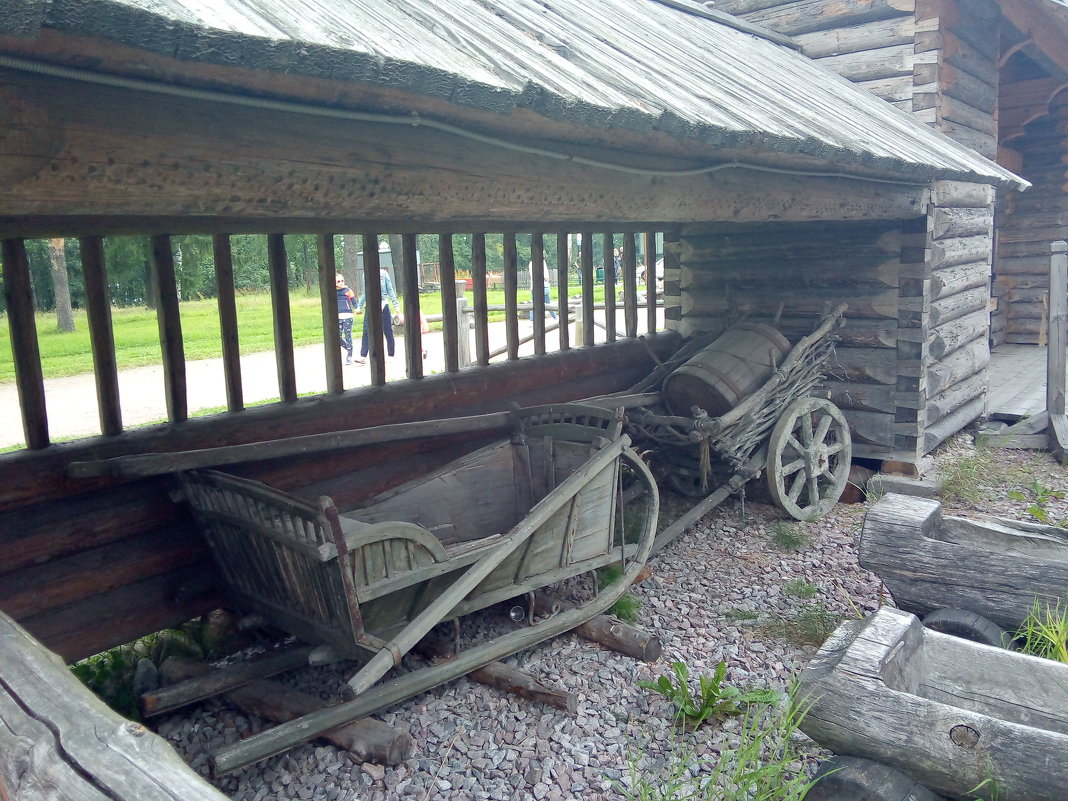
[[782, 579, 819, 599], [1012, 595, 1068, 664], [0, 282, 604, 383], [769, 522, 810, 552], [759, 603, 841, 647]]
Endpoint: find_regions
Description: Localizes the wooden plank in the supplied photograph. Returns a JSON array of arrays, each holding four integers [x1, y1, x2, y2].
[[267, 234, 297, 402], [215, 234, 246, 408], [793, 15, 916, 58], [581, 232, 595, 346], [317, 233, 344, 395], [1047, 242, 1067, 416], [736, 0, 916, 37], [504, 232, 520, 360], [362, 234, 386, 385], [622, 233, 638, 338], [531, 233, 547, 355], [603, 232, 617, 342], [149, 234, 187, 423], [471, 233, 490, 366], [401, 233, 423, 379], [815, 42, 914, 82], [439, 234, 459, 373], [1, 238, 48, 448], [79, 235, 122, 436], [557, 233, 571, 351], [644, 231, 658, 334], [1049, 413, 1068, 464]]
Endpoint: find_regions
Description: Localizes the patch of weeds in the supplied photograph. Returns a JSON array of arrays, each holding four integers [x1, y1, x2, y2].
[[1012, 595, 1068, 664], [1007, 480, 1068, 526], [938, 448, 1010, 505], [782, 579, 819, 599], [617, 686, 819, 801], [723, 608, 761, 623], [760, 603, 841, 647], [638, 660, 781, 730], [769, 521, 809, 552], [597, 564, 642, 623]]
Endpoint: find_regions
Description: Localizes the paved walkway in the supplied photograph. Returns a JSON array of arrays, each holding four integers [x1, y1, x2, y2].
[[987, 343, 1062, 420], [1, 311, 660, 449]]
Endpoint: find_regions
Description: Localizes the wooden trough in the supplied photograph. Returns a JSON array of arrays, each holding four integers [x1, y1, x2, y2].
[[800, 606, 1068, 801], [859, 493, 1068, 634], [170, 403, 658, 774]]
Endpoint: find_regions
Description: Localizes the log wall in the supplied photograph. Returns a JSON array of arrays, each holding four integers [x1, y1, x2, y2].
[[668, 219, 917, 462], [994, 92, 1068, 344]]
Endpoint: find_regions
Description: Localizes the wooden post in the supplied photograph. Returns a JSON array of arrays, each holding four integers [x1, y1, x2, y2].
[[557, 232, 570, 351], [439, 234, 459, 373], [456, 285, 472, 368], [573, 303, 586, 347], [318, 233, 344, 394], [580, 231, 595, 346], [1, 238, 49, 449], [1047, 241, 1068, 462], [504, 232, 520, 360], [401, 233, 423, 380], [363, 235, 386, 385], [643, 231, 658, 334], [79, 235, 123, 436], [531, 232, 547, 356], [214, 234, 246, 409], [471, 233, 490, 366], [150, 234, 188, 423], [267, 234, 297, 403]]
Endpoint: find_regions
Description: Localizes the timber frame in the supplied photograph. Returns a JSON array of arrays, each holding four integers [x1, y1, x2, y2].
[[0, 1, 1020, 661]]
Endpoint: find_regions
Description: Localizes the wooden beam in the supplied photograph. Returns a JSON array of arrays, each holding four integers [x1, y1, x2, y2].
[[400, 233, 423, 380], [267, 234, 297, 403], [214, 234, 246, 409], [362, 234, 386, 385], [622, 233, 638, 338], [504, 232, 520, 360], [644, 231, 658, 334], [79, 235, 122, 436], [557, 233, 571, 351], [1047, 241, 1067, 418], [531, 233, 547, 356], [580, 232, 595, 346], [317, 233, 344, 395], [1, 238, 48, 449], [439, 234, 459, 373], [603, 232, 617, 342], [149, 234, 187, 423], [471, 233, 490, 366]]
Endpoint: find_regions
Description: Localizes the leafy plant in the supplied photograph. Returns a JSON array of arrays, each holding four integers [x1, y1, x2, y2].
[[783, 579, 818, 599], [597, 564, 643, 622], [638, 661, 781, 729], [1012, 596, 1068, 664], [617, 686, 819, 800], [1007, 480, 1068, 526], [769, 522, 809, 552]]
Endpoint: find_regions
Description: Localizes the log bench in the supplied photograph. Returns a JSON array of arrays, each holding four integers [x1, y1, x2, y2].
[[0, 608, 226, 801]]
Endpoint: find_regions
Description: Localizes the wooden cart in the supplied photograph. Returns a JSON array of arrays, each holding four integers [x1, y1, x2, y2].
[[168, 403, 658, 774], [598, 305, 851, 534]]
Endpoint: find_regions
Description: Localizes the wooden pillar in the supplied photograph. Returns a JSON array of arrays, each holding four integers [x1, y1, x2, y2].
[[603, 232, 617, 342], [1047, 241, 1068, 462], [622, 233, 638, 338], [580, 231, 595, 346], [556, 233, 570, 351], [267, 234, 297, 403], [456, 283, 472, 368], [214, 234, 246, 409], [643, 231, 658, 334], [363, 235, 386, 385], [317, 233, 344, 395], [893, 213, 933, 469], [531, 232, 547, 356], [79, 236, 122, 435], [1, 238, 49, 449], [149, 234, 187, 423], [401, 233, 423, 380], [504, 232, 520, 360], [471, 233, 490, 366]]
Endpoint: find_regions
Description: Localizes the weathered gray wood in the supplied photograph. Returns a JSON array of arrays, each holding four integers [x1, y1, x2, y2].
[[1047, 242, 1067, 416], [0, 609, 227, 801], [67, 411, 514, 477], [800, 606, 1068, 801], [400, 233, 423, 379], [929, 260, 988, 300], [792, 15, 916, 58], [363, 235, 387, 385], [1050, 413, 1068, 464], [930, 234, 992, 270], [1, 238, 48, 448], [925, 372, 985, 425], [931, 206, 991, 241], [141, 645, 316, 717], [928, 309, 988, 359], [79, 234, 123, 436], [859, 493, 1068, 631], [926, 339, 989, 397], [216, 234, 247, 408], [157, 656, 413, 765], [923, 395, 985, 451], [468, 662, 577, 713], [150, 234, 188, 424], [814, 42, 914, 82], [931, 180, 995, 209], [729, 0, 916, 38], [930, 285, 988, 327], [267, 234, 298, 403]]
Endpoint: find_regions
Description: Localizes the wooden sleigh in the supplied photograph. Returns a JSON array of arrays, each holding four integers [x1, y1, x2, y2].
[[800, 607, 1068, 801], [167, 404, 658, 774], [859, 493, 1068, 641]]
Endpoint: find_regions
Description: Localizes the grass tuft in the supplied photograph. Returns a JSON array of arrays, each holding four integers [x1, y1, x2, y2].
[[769, 522, 809, 552]]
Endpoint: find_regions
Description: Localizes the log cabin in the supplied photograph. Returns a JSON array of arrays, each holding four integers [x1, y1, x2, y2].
[[714, 0, 1068, 386], [0, 0, 1022, 663]]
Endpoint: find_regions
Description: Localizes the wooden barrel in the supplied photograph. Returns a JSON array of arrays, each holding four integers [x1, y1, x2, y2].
[[662, 322, 791, 417]]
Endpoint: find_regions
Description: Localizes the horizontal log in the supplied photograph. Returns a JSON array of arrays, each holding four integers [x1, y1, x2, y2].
[[996, 254, 1060, 276], [925, 370, 986, 425], [930, 286, 988, 326], [928, 309, 989, 359], [737, 0, 916, 37], [793, 15, 917, 58], [781, 316, 897, 348], [930, 261, 988, 300], [998, 209, 1068, 230], [915, 26, 999, 86], [997, 273, 1055, 291], [845, 409, 896, 447], [931, 207, 991, 241], [999, 225, 1068, 246], [930, 235, 992, 269], [815, 43, 914, 82], [681, 287, 898, 319], [825, 380, 895, 414], [999, 240, 1065, 259], [913, 64, 997, 114], [926, 339, 989, 397], [938, 119, 996, 159], [679, 259, 899, 290], [679, 225, 901, 261], [855, 74, 915, 102], [825, 346, 897, 384], [924, 394, 987, 452], [931, 180, 995, 209]]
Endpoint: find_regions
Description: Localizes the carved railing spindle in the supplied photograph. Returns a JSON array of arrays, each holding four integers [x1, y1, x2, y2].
[[317, 233, 343, 394], [267, 234, 297, 402], [439, 234, 459, 373], [1, 238, 48, 448], [623, 233, 638, 338], [150, 234, 188, 423], [504, 232, 519, 360], [531, 232, 546, 356], [557, 233, 570, 351], [580, 231, 595, 346], [362, 234, 386, 385], [401, 233, 422, 379], [80, 235, 122, 435], [471, 233, 489, 366], [213, 234, 245, 410]]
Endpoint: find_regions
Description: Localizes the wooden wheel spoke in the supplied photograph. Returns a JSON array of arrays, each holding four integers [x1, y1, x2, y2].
[[786, 435, 804, 454], [806, 474, 820, 505], [780, 457, 805, 476], [824, 441, 844, 457], [767, 398, 852, 521], [787, 470, 807, 502], [814, 413, 833, 443], [799, 413, 814, 446]]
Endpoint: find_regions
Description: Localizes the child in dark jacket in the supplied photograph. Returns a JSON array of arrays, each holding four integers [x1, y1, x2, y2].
[[335, 273, 357, 364]]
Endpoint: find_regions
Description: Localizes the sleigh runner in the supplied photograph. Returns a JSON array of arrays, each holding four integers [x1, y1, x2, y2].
[[169, 404, 658, 773]]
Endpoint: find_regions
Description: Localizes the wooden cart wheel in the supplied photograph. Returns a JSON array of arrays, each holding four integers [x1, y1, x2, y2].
[[806, 756, 943, 801], [767, 397, 851, 520], [922, 607, 1014, 649]]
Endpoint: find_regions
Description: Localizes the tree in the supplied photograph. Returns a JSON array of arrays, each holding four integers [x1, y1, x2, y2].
[[49, 238, 76, 332]]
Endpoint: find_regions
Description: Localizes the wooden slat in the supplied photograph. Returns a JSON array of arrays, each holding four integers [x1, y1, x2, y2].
[[317, 233, 344, 394], [531, 233, 547, 356], [557, 233, 570, 351], [79, 235, 122, 436], [401, 233, 423, 379], [1, 238, 48, 449], [149, 234, 187, 423], [471, 233, 490, 366], [504, 232, 520, 360], [580, 231, 595, 346], [603, 232, 617, 342], [439, 234, 459, 373], [1047, 241, 1067, 416], [622, 233, 638, 338], [644, 231, 658, 334], [363, 234, 386, 385], [267, 234, 297, 402], [213, 234, 245, 410]]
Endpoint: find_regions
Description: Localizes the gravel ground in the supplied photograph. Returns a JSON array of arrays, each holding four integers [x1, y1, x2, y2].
[[151, 429, 1068, 801]]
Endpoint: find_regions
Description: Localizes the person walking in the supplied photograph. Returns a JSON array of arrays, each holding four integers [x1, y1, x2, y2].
[[355, 268, 401, 363], [335, 273, 358, 365]]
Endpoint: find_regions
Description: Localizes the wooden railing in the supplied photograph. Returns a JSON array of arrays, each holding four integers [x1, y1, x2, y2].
[[1, 230, 665, 450]]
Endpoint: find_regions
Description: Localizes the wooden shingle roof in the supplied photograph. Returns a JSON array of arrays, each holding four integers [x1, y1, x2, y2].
[[1, 0, 1026, 188]]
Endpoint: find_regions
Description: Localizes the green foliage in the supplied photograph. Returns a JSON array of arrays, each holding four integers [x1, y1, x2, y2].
[[1007, 480, 1068, 526], [782, 579, 819, 599], [769, 522, 809, 552], [617, 688, 819, 801], [1012, 595, 1068, 664], [722, 608, 760, 622], [638, 661, 781, 729], [760, 603, 841, 647], [938, 449, 1013, 505], [597, 564, 642, 623]]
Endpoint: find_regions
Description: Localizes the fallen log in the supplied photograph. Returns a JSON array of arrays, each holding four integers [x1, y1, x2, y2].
[[534, 593, 662, 662], [157, 656, 413, 766]]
